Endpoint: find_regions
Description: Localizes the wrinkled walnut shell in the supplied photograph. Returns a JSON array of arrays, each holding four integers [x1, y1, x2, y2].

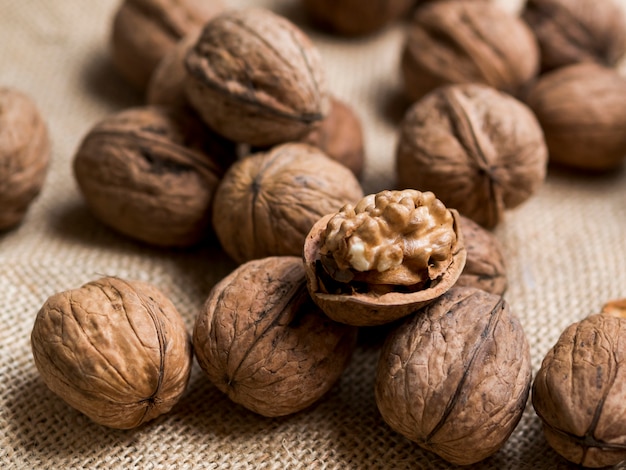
[[303, 190, 466, 326], [0, 87, 50, 231], [212, 142, 363, 264], [533, 310, 626, 467], [302, 0, 416, 36], [401, 0, 539, 102], [522, 0, 626, 72], [525, 62, 626, 171], [73, 106, 236, 247], [185, 8, 329, 146], [31, 277, 193, 429], [396, 83, 548, 229], [193, 256, 358, 417], [111, 0, 223, 90], [375, 287, 531, 465], [456, 214, 507, 295]]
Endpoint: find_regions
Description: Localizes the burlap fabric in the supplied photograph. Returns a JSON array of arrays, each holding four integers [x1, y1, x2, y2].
[[2, 0, 626, 468]]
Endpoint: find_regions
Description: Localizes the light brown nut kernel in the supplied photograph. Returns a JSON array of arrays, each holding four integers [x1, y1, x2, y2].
[[185, 8, 329, 146], [193, 256, 357, 417], [376, 286, 531, 465], [31, 277, 193, 430], [303, 189, 466, 326], [0, 87, 50, 231], [533, 311, 626, 467]]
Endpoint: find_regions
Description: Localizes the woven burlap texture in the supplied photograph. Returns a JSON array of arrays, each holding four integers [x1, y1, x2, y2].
[[2, 0, 626, 468]]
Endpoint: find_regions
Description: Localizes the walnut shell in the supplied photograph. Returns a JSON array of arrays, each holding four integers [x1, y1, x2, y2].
[[522, 0, 626, 72], [73, 106, 236, 247], [299, 97, 365, 177], [185, 8, 329, 146], [375, 287, 531, 465], [401, 0, 539, 102], [456, 214, 507, 295], [303, 190, 466, 326], [525, 62, 626, 171], [212, 142, 363, 264], [302, 0, 416, 36], [0, 87, 50, 231], [396, 83, 548, 229], [111, 0, 223, 90], [30, 277, 193, 429], [193, 256, 358, 417], [532, 310, 626, 467]]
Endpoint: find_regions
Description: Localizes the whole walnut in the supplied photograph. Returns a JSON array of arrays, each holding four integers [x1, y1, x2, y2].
[[303, 189, 466, 326], [31, 277, 193, 429], [522, 0, 626, 72], [299, 97, 365, 177], [525, 62, 626, 171], [193, 256, 358, 417], [396, 83, 548, 229], [532, 301, 626, 467], [401, 0, 539, 102], [73, 106, 237, 247], [212, 142, 363, 264], [375, 286, 531, 465], [111, 0, 223, 90], [185, 8, 329, 147], [0, 87, 50, 231], [457, 215, 507, 295], [301, 0, 416, 36]]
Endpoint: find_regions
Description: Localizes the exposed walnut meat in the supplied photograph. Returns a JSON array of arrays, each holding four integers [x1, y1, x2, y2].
[[193, 256, 357, 417], [303, 189, 466, 326]]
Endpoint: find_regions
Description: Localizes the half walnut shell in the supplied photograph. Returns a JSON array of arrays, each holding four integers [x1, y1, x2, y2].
[[303, 189, 466, 326]]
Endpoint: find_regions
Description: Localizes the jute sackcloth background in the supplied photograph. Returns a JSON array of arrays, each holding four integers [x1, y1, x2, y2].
[[1, 0, 626, 468]]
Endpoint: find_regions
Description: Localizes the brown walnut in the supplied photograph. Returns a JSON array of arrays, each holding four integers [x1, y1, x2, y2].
[[532, 305, 626, 467], [185, 8, 329, 146], [525, 62, 626, 171], [401, 0, 539, 102], [193, 256, 357, 417], [301, 0, 416, 36], [111, 0, 223, 90], [522, 0, 626, 72], [211, 142, 363, 264], [31, 277, 193, 430], [375, 286, 531, 465], [457, 214, 507, 295], [303, 189, 466, 326], [396, 83, 548, 229], [0, 87, 50, 231], [73, 106, 236, 247]]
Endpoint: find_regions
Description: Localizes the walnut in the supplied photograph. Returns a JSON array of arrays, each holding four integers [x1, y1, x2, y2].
[[301, 0, 416, 36], [375, 286, 532, 465], [30, 277, 193, 429], [185, 8, 330, 147], [457, 214, 507, 295], [396, 83, 548, 229], [299, 97, 365, 177], [193, 256, 357, 417], [532, 302, 626, 467], [73, 106, 236, 247], [522, 0, 626, 72], [111, 0, 223, 90], [525, 62, 626, 171], [0, 87, 50, 231], [211, 142, 363, 264], [303, 189, 466, 326], [401, 0, 539, 103]]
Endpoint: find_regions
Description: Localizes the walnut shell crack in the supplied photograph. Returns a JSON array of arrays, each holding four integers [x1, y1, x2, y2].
[[30, 277, 193, 429], [303, 189, 466, 326], [193, 256, 358, 417]]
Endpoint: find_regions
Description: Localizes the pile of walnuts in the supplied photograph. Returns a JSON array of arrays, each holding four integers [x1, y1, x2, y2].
[[7, 0, 626, 467]]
